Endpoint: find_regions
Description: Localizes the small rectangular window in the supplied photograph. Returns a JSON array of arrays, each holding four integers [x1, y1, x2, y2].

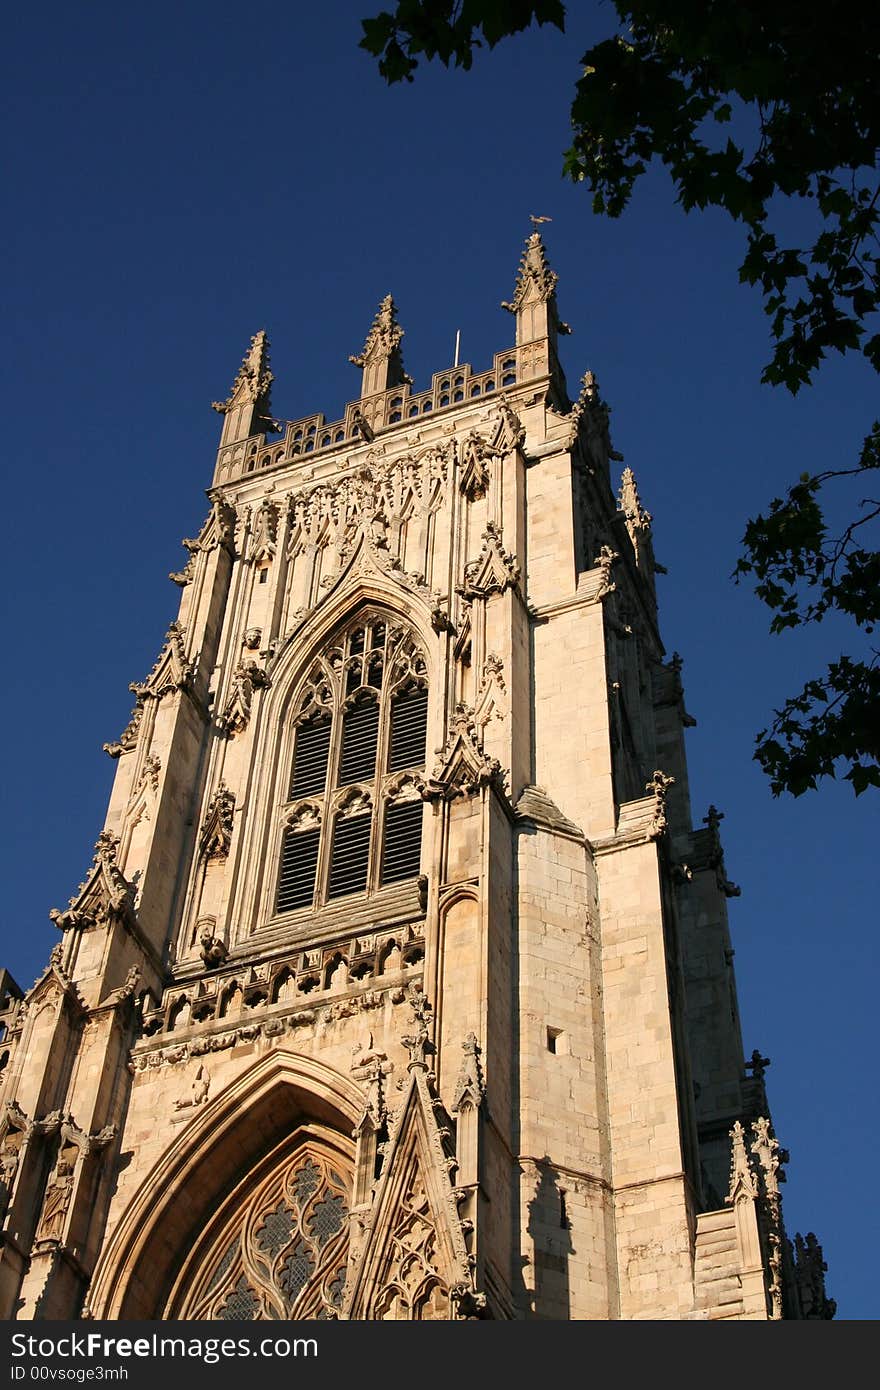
[[276, 827, 320, 913], [327, 814, 371, 899], [381, 800, 423, 884]]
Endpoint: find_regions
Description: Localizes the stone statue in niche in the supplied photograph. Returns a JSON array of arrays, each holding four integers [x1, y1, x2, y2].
[[37, 1142, 78, 1243], [0, 1127, 25, 1222]]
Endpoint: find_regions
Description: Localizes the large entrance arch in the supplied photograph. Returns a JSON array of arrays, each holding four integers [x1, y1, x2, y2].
[[89, 1051, 361, 1319]]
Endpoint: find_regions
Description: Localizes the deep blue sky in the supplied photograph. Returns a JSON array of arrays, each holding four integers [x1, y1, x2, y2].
[[3, 3, 876, 1318]]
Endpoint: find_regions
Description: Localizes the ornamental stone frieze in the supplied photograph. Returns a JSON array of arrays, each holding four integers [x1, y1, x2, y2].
[[286, 443, 451, 566], [130, 983, 416, 1075], [139, 923, 427, 1050]]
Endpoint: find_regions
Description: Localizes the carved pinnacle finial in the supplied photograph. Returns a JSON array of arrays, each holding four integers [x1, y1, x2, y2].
[[349, 295, 409, 398], [400, 982, 434, 1071], [726, 1120, 757, 1206], [349, 294, 403, 368], [212, 329, 274, 417], [618, 466, 652, 529], [502, 229, 559, 314]]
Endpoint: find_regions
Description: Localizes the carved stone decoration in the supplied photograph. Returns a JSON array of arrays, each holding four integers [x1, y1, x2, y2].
[[750, 1117, 783, 1200], [102, 966, 141, 1009], [793, 1232, 836, 1320], [49, 831, 138, 938], [451, 1034, 485, 1113], [33, 1115, 116, 1248], [618, 466, 652, 532], [103, 702, 143, 759], [212, 330, 274, 419], [173, 1064, 210, 1112], [335, 787, 372, 819], [596, 543, 619, 599], [474, 654, 506, 731], [198, 783, 235, 862], [286, 445, 450, 595], [459, 523, 521, 601], [351, 1035, 393, 1133], [0, 1102, 29, 1223], [243, 626, 261, 650], [249, 499, 279, 563], [400, 983, 434, 1072], [567, 369, 622, 461], [493, 395, 526, 454], [501, 230, 559, 312], [725, 1121, 758, 1206], [750, 1117, 787, 1320], [349, 294, 405, 370], [425, 703, 506, 802], [459, 431, 493, 501], [35, 1140, 78, 1243], [285, 801, 322, 833], [138, 754, 161, 794], [129, 622, 197, 703], [190, 495, 237, 556], [645, 770, 675, 840], [172, 1140, 352, 1321], [430, 603, 452, 634], [219, 662, 270, 737], [384, 771, 426, 804], [169, 555, 195, 587], [198, 918, 228, 970], [341, 990, 482, 1320], [697, 805, 742, 898]]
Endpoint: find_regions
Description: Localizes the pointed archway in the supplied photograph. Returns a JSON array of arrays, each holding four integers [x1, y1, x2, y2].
[[89, 1050, 361, 1319]]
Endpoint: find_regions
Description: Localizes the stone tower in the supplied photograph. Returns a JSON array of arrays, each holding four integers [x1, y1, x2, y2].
[[0, 233, 833, 1321]]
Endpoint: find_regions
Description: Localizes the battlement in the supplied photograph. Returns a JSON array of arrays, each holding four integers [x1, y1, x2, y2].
[[214, 346, 521, 488]]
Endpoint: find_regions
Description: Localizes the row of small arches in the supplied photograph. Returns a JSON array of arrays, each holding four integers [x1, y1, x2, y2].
[[242, 360, 517, 471], [161, 939, 423, 1031]]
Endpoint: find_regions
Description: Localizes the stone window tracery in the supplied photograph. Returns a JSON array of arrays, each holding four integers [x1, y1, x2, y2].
[[275, 613, 428, 916], [171, 1137, 351, 1321]]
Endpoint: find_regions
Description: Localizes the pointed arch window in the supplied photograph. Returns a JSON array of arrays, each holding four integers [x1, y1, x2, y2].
[[275, 614, 428, 916], [168, 1130, 352, 1321]]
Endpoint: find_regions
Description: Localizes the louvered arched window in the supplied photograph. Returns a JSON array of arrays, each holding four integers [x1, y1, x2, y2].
[[275, 615, 428, 916]]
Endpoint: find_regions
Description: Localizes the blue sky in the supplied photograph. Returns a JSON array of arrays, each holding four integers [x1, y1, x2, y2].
[[3, 2, 876, 1318]]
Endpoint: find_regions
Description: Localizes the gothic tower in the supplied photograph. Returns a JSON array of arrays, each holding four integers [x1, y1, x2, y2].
[[0, 233, 833, 1321]]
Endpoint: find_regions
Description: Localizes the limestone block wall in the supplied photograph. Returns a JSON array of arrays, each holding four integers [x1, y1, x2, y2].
[[596, 838, 698, 1318], [514, 822, 613, 1318]]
